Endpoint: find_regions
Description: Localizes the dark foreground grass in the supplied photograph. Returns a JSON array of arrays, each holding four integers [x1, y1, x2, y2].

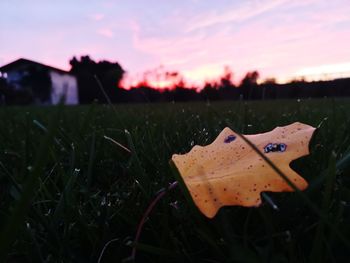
[[0, 99, 350, 262]]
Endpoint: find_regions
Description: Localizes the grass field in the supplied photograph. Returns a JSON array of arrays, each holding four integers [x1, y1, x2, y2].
[[1, 98, 350, 262]]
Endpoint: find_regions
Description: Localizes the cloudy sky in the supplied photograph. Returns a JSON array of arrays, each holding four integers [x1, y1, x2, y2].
[[1, 0, 350, 87]]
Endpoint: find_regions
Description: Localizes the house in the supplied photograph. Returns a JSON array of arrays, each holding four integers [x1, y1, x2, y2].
[[0, 58, 79, 105]]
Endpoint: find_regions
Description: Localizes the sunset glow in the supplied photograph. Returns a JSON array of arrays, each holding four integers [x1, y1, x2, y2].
[[1, 0, 350, 88]]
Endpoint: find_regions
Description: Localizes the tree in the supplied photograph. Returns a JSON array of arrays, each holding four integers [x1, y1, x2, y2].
[[70, 56, 125, 103], [172, 79, 199, 102], [218, 66, 239, 100], [239, 71, 259, 100], [201, 82, 220, 101]]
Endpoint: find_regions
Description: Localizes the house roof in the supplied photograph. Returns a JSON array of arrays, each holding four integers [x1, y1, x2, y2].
[[0, 58, 74, 75]]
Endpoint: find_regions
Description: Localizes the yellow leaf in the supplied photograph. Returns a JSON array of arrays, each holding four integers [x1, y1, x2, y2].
[[172, 122, 316, 218]]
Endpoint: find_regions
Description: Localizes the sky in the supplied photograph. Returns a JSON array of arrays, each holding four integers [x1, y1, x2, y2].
[[1, 0, 350, 88]]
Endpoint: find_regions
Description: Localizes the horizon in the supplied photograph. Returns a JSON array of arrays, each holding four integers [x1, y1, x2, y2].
[[1, 0, 350, 89]]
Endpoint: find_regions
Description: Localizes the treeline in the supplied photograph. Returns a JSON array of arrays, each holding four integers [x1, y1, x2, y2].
[[113, 78, 350, 103], [71, 56, 350, 104]]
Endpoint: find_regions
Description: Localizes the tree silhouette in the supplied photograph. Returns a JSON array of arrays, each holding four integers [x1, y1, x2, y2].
[[217, 66, 240, 100], [65, 57, 350, 103], [240, 71, 259, 100], [70, 56, 125, 103], [200, 82, 219, 101], [128, 82, 163, 103], [172, 79, 199, 102]]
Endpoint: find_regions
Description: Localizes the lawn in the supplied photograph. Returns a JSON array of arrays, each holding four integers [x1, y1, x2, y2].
[[0, 98, 350, 262]]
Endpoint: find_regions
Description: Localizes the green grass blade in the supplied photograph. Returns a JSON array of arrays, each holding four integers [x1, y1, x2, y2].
[[309, 152, 337, 262], [52, 167, 79, 225], [125, 129, 149, 197], [0, 105, 62, 261], [86, 131, 96, 191]]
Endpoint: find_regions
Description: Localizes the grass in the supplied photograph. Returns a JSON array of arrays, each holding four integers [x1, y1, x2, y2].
[[0, 98, 350, 262]]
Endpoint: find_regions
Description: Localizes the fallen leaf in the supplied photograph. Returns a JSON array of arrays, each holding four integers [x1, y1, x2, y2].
[[171, 122, 316, 218]]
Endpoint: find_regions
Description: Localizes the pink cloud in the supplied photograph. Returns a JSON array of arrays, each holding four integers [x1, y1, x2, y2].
[[130, 5, 350, 86], [97, 28, 114, 38], [89, 13, 105, 21], [186, 0, 290, 32]]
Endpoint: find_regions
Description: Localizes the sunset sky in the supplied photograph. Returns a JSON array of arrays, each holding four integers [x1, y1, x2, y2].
[[1, 0, 350, 88]]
